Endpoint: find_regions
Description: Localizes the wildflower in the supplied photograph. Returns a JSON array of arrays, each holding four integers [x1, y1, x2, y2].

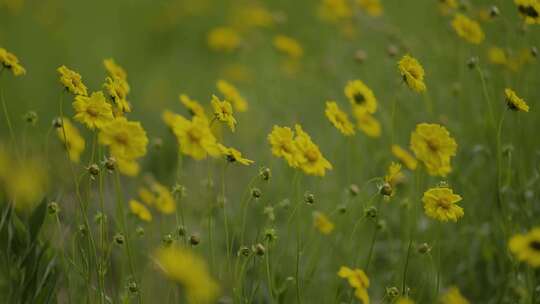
[[273, 35, 303, 59], [179, 94, 207, 118], [391, 145, 418, 170], [439, 286, 470, 304], [508, 227, 540, 267], [98, 117, 148, 160], [231, 5, 275, 29], [217, 144, 254, 165], [211, 95, 237, 132], [104, 76, 131, 114], [152, 181, 176, 214], [129, 199, 152, 222], [504, 88, 530, 112], [357, 0, 383, 17], [73, 91, 114, 130], [189, 235, 201, 246], [103, 58, 127, 80], [325, 101, 355, 136], [56, 117, 85, 163], [267, 125, 302, 167], [410, 123, 457, 177], [116, 157, 140, 177], [216, 80, 248, 112], [253, 243, 266, 256], [344, 80, 377, 113], [317, 0, 353, 23], [207, 27, 241, 52], [338, 266, 370, 304], [487, 47, 508, 65], [422, 186, 463, 222], [398, 55, 426, 93], [451, 14, 485, 45], [514, 0, 540, 24], [0, 47, 25, 76], [354, 108, 381, 138], [2, 156, 48, 212], [294, 124, 332, 176], [57, 65, 88, 96], [384, 162, 404, 194], [313, 211, 334, 235], [138, 187, 156, 205]]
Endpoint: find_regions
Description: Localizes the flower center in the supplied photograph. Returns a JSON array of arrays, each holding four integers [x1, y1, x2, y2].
[[187, 127, 202, 142], [530, 240, 540, 251], [519, 5, 539, 18], [114, 133, 129, 146], [305, 148, 319, 162], [426, 139, 439, 152], [86, 106, 99, 118], [436, 198, 451, 210], [353, 93, 366, 104]]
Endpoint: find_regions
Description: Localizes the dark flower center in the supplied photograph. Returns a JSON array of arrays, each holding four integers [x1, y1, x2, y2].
[[353, 93, 366, 104], [226, 154, 236, 163], [530, 240, 540, 251], [519, 5, 539, 18]]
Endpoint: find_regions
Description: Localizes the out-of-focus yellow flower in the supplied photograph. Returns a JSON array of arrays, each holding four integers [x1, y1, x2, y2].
[[138, 187, 156, 206], [514, 0, 540, 24], [344, 80, 377, 113], [179, 94, 207, 118], [230, 5, 274, 29], [391, 145, 418, 170], [487, 47, 508, 65], [56, 117, 85, 163], [506, 48, 533, 72], [207, 27, 241, 52], [273, 35, 303, 59], [98, 117, 148, 160], [356, 0, 383, 17], [509, 227, 540, 267], [439, 286, 470, 304], [57, 65, 87, 96], [152, 182, 176, 214], [354, 108, 381, 138], [438, 0, 458, 15], [422, 186, 463, 222], [396, 297, 415, 304], [220, 64, 253, 83], [398, 55, 426, 93], [73, 91, 114, 130], [103, 58, 127, 80], [154, 246, 220, 304], [104, 76, 131, 114], [217, 144, 254, 166], [313, 211, 334, 235], [1, 155, 48, 212], [1, 0, 25, 15], [268, 125, 302, 168], [338, 266, 370, 304], [216, 80, 248, 112], [129, 199, 152, 222], [294, 125, 332, 176], [325, 101, 355, 136], [317, 0, 353, 23], [451, 14, 485, 45], [0, 47, 26, 76], [410, 123, 457, 177], [504, 88, 530, 112], [211, 95, 237, 132], [116, 157, 140, 177]]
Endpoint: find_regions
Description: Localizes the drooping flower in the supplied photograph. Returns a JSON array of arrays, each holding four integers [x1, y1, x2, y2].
[[514, 0, 540, 24], [508, 227, 540, 267], [273, 35, 304, 59], [268, 125, 302, 167], [73, 91, 114, 130], [313, 211, 334, 235], [57, 65, 88, 96], [0, 47, 26, 76], [217, 144, 254, 166], [56, 117, 85, 163], [104, 76, 131, 114], [398, 55, 426, 93], [98, 117, 148, 160], [216, 80, 248, 112], [356, 0, 383, 17], [354, 107, 381, 138], [451, 14, 485, 45], [422, 186, 464, 222], [410, 123, 457, 177], [391, 145, 418, 170], [103, 58, 128, 80], [325, 101, 355, 136], [439, 286, 470, 304], [344, 80, 377, 113], [211, 95, 237, 132], [129, 199, 152, 222], [179, 94, 207, 118], [338, 266, 370, 304], [504, 88, 530, 112], [294, 124, 333, 176], [207, 27, 241, 52]]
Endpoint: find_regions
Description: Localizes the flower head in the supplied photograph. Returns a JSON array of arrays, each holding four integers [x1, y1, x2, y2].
[[179, 94, 207, 118], [207, 27, 241, 52], [325, 101, 355, 136], [398, 55, 426, 93], [217, 144, 254, 165], [384, 162, 404, 188], [410, 123, 457, 177], [116, 157, 140, 177], [104, 76, 131, 114], [211, 95, 237, 132], [0, 47, 26, 76], [273, 35, 304, 59], [451, 14, 485, 45], [396, 297, 415, 304], [357, 0, 383, 17], [439, 286, 470, 304], [268, 125, 302, 167], [216, 80, 248, 112], [509, 227, 540, 267], [56, 117, 85, 163], [422, 186, 463, 222], [338, 266, 370, 304], [104, 58, 128, 80], [354, 107, 381, 138], [391, 145, 418, 170], [344, 80, 377, 113], [317, 0, 353, 23], [504, 88, 530, 112], [294, 124, 333, 176], [152, 182, 176, 214], [73, 91, 114, 130], [57, 65, 88, 96], [129, 199, 152, 222], [98, 117, 148, 160], [313, 211, 335, 235], [514, 0, 540, 24]]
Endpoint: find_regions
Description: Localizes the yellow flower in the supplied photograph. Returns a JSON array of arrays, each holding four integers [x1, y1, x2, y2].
[[338, 266, 370, 304], [514, 0, 540, 24], [325, 101, 355, 136], [5, 159, 48, 212], [230, 5, 275, 29], [0, 47, 26, 76], [98, 117, 148, 160], [384, 162, 404, 188], [217, 144, 254, 166], [268, 125, 302, 168], [56, 117, 85, 163], [504, 88, 530, 112], [357, 0, 383, 17], [165, 112, 220, 160], [439, 286, 470, 304], [103, 58, 128, 80], [273, 35, 303, 59], [422, 186, 463, 222], [509, 227, 540, 267], [410, 123, 457, 177], [451, 14, 485, 45], [129, 199, 152, 222], [216, 80, 248, 112], [149, 181, 176, 214], [294, 124, 333, 176], [178, 94, 207, 118], [487, 47, 508, 65], [211, 95, 237, 132], [396, 297, 415, 304], [398, 55, 426, 93], [138, 187, 156, 206], [344, 80, 377, 113], [207, 27, 241, 52], [313, 211, 334, 235], [317, 0, 353, 23], [116, 157, 140, 177], [104, 76, 131, 114], [354, 108, 381, 138], [391, 145, 418, 170], [73, 91, 114, 130], [57, 65, 88, 96], [154, 246, 220, 304]]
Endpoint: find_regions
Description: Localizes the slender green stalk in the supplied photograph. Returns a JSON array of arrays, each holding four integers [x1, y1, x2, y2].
[[0, 68, 18, 148], [294, 172, 302, 304], [265, 239, 274, 303], [402, 239, 413, 296], [476, 66, 496, 129], [364, 226, 378, 272], [221, 162, 232, 274]]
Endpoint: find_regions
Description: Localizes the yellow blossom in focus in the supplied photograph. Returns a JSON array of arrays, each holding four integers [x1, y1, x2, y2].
[[273, 35, 303, 59], [344, 80, 377, 113], [180, 94, 207, 118], [398, 55, 426, 93], [338, 266, 370, 304], [451, 14, 485, 45], [98, 117, 148, 160], [313, 211, 334, 235], [103, 58, 128, 80], [211, 95, 237, 132], [354, 108, 381, 138], [514, 0, 540, 24], [422, 186, 463, 222], [268, 125, 303, 168], [207, 27, 241, 52], [509, 227, 540, 267], [391, 145, 418, 170], [439, 286, 470, 304], [504, 88, 530, 112], [325, 101, 355, 136], [129, 199, 152, 222], [216, 80, 248, 112], [294, 124, 332, 176], [57, 65, 88, 96], [73, 91, 114, 130], [165, 112, 220, 160], [357, 0, 383, 17], [410, 123, 457, 177], [104, 76, 131, 114], [0, 47, 26, 76], [217, 144, 254, 166], [56, 117, 85, 163]]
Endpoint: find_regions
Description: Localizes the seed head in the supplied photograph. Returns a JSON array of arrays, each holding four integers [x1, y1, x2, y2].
[[114, 233, 125, 245]]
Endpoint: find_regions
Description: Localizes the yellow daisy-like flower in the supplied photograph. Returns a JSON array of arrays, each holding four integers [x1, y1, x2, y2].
[[217, 144, 254, 166], [338, 266, 370, 304], [268, 125, 303, 168], [313, 211, 334, 235], [422, 186, 464, 222], [179, 94, 207, 118], [514, 0, 540, 24], [129, 199, 152, 222], [98, 117, 148, 160], [73, 91, 114, 130], [325, 101, 355, 136], [344, 80, 377, 113], [57, 65, 88, 96], [207, 27, 241, 52], [211, 95, 237, 132], [410, 123, 457, 177], [152, 182, 176, 214], [398, 55, 427, 93], [273, 35, 304, 59], [165, 112, 220, 160], [5, 158, 48, 212], [384, 162, 404, 188], [439, 286, 470, 304], [104, 76, 131, 114], [354, 107, 381, 138], [487, 47, 508, 66], [216, 80, 248, 112], [154, 246, 220, 304], [396, 297, 415, 304], [0, 47, 26, 76], [357, 0, 383, 17], [317, 0, 353, 23], [56, 117, 85, 163], [103, 58, 128, 80], [116, 157, 140, 177], [138, 187, 156, 206], [391, 145, 418, 170], [504, 88, 530, 112], [509, 227, 540, 267], [451, 14, 485, 45], [294, 124, 333, 176]]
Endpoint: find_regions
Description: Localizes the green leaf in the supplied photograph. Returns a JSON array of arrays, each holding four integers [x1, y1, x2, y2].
[[28, 198, 47, 244]]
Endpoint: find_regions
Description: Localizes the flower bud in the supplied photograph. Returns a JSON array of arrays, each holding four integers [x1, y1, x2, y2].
[[162, 233, 173, 246], [364, 206, 378, 219], [78, 224, 87, 236], [386, 286, 400, 298], [466, 56, 478, 69], [264, 228, 278, 242], [47, 201, 59, 215], [94, 212, 107, 224], [417, 242, 432, 254], [251, 188, 262, 199], [52, 117, 63, 128], [23, 111, 38, 125], [304, 192, 315, 205], [349, 184, 360, 196], [387, 44, 399, 57], [104, 157, 116, 172], [172, 184, 187, 198], [259, 167, 271, 181], [237, 246, 250, 257], [177, 225, 186, 237], [136, 226, 145, 237], [379, 182, 393, 196], [114, 233, 125, 245], [88, 164, 100, 177], [189, 234, 200, 246], [253, 243, 265, 256], [354, 49, 367, 63], [128, 280, 139, 293]]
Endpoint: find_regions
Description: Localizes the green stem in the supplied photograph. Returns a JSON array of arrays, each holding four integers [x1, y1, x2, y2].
[[0, 69, 17, 148], [265, 239, 274, 303], [476, 66, 496, 129]]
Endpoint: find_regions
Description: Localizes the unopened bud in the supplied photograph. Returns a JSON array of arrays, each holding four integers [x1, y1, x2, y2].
[[259, 167, 271, 181], [189, 234, 200, 246], [47, 201, 59, 215], [52, 117, 63, 128], [418, 242, 432, 254], [23, 111, 38, 125], [349, 184, 359, 196], [104, 157, 116, 172], [379, 182, 393, 196], [364, 206, 378, 219], [114, 233, 125, 245], [238, 246, 250, 257], [251, 188, 262, 199], [88, 164, 100, 176], [253, 243, 265, 256], [467, 56, 478, 69], [162, 233, 173, 246], [304, 192, 315, 205]]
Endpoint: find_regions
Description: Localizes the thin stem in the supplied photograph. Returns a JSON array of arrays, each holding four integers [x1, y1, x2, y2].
[[476, 66, 496, 129], [221, 162, 232, 274], [0, 69, 18, 148], [402, 239, 413, 296], [364, 226, 378, 272], [265, 239, 274, 303]]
